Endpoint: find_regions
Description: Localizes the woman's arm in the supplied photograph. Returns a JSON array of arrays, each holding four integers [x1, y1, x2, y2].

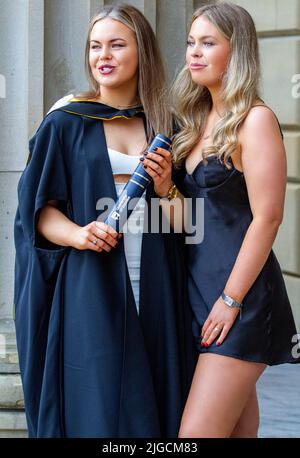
[[223, 106, 286, 302], [37, 202, 120, 252], [159, 190, 185, 232], [37, 203, 79, 248], [141, 148, 185, 231], [201, 106, 286, 346]]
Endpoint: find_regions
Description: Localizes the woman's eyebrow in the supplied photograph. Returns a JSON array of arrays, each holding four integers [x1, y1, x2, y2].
[[188, 34, 216, 40], [90, 38, 127, 43]]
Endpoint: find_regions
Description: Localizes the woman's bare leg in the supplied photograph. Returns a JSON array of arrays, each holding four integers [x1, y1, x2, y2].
[[230, 386, 260, 438], [178, 353, 266, 438]]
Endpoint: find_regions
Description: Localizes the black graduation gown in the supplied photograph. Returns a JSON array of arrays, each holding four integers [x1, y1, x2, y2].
[[13, 101, 196, 438]]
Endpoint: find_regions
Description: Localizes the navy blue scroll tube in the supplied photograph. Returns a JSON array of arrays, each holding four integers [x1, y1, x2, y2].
[[104, 133, 172, 231]]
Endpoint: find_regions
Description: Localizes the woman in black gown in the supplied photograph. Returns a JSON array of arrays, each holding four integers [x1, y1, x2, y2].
[[13, 4, 195, 438], [169, 2, 300, 438]]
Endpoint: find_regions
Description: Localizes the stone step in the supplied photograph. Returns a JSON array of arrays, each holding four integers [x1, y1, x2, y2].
[[0, 320, 30, 437], [0, 319, 16, 335], [0, 352, 19, 365], [0, 362, 20, 374], [0, 318, 19, 366], [0, 374, 24, 409], [0, 430, 28, 438], [0, 333, 17, 345], [0, 411, 27, 437]]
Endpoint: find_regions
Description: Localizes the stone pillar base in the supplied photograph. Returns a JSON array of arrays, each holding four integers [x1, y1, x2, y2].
[[0, 319, 28, 438]]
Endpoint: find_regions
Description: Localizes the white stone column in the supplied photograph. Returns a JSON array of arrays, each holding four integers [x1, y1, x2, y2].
[[0, 0, 45, 437], [156, 0, 194, 81], [0, 0, 44, 322], [44, 0, 105, 110]]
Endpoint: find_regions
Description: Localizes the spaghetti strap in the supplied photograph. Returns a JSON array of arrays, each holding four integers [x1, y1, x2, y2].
[[251, 104, 284, 139]]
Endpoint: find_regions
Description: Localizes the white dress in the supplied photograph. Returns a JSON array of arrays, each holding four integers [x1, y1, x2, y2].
[[108, 147, 146, 314]]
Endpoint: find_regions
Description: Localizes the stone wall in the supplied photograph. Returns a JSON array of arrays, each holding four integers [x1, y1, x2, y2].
[[232, 0, 300, 329]]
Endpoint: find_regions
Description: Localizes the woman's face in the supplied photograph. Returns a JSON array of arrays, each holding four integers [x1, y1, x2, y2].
[[89, 18, 139, 91], [186, 15, 231, 90]]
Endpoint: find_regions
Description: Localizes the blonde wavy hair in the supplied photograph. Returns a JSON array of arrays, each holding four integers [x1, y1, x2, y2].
[[77, 3, 172, 139], [171, 1, 261, 169]]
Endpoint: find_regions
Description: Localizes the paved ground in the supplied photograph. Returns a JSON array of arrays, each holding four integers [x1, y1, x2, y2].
[[257, 364, 300, 438]]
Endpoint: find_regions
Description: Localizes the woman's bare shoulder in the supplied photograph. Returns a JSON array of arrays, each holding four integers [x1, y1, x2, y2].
[[239, 103, 282, 143]]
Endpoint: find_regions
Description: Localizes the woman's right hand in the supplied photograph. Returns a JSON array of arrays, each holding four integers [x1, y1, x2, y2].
[[71, 221, 121, 252]]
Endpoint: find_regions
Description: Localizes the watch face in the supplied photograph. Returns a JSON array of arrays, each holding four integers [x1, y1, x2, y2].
[[228, 298, 233, 305]]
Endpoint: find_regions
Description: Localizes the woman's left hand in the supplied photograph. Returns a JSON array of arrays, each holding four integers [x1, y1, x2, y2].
[[201, 296, 240, 347], [141, 147, 173, 197]]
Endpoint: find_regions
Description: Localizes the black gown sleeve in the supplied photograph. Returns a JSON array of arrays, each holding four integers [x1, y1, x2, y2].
[[13, 114, 71, 437], [17, 115, 71, 249]]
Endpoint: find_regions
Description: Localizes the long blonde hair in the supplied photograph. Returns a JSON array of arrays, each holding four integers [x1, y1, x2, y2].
[[78, 3, 172, 140], [171, 1, 261, 168]]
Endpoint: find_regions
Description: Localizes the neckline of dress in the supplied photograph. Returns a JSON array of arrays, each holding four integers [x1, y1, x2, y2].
[[107, 147, 141, 158], [186, 155, 243, 177], [186, 155, 218, 176]]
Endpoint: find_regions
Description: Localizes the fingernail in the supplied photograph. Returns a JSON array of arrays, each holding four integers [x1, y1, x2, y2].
[[216, 342, 221, 347], [205, 343, 209, 348], [140, 157, 144, 161], [153, 147, 158, 151], [143, 152, 148, 156]]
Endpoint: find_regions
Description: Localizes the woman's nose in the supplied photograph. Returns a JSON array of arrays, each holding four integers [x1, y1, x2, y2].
[[191, 45, 201, 58], [100, 45, 112, 60]]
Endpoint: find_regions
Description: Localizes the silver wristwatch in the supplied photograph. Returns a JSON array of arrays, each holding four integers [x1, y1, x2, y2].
[[221, 291, 243, 319]]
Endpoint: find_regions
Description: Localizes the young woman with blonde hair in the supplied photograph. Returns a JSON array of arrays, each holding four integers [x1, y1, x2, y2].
[[170, 2, 299, 438]]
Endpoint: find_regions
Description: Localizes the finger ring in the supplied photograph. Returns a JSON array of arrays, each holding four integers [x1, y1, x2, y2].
[[214, 326, 219, 332], [92, 239, 97, 245]]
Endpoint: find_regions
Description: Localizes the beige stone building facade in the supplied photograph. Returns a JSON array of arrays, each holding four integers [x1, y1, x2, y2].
[[0, 0, 299, 437]]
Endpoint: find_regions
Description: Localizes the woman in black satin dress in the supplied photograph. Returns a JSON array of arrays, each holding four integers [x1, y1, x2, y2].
[[170, 2, 300, 438]]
